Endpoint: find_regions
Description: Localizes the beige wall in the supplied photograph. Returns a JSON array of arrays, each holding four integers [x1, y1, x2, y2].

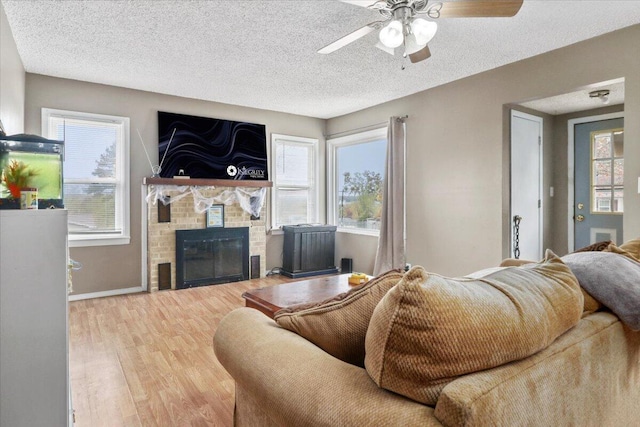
[[335, 232, 378, 274], [24, 74, 325, 295], [327, 25, 640, 277], [0, 1, 25, 134]]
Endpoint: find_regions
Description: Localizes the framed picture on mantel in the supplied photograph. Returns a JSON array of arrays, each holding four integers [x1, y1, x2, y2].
[[207, 204, 224, 228]]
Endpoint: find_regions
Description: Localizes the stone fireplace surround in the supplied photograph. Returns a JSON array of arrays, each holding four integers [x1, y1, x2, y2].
[[146, 185, 266, 292]]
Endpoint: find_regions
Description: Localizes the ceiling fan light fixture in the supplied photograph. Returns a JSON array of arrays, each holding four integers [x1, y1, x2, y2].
[[379, 20, 404, 48], [589, 89, 610, 105], [375, 41, 396, 55], [403, 33, 425, 55], [410, 18, 437, 45]]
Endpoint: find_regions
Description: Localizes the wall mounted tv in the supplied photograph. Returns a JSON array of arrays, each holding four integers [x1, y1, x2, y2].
[[158, 111, 268, 180]]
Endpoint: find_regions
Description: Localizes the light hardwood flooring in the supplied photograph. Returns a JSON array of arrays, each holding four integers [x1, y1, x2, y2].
[[69, 276, 292, 427]]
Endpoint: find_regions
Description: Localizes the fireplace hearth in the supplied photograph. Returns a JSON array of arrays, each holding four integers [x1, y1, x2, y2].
[[175, 227, 249, 289]]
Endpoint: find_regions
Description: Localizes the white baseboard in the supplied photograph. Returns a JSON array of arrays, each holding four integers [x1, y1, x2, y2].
[[68, 286, 145, 301]]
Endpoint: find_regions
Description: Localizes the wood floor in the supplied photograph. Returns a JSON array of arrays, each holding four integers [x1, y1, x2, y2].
[[69, 276, 292, 427]]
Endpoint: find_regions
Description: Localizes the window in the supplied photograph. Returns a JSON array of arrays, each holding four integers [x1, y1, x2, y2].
[[42, 108, 130, 246], [271, 134, 318, 230], [591, 128, 623, 214], [327, 127, 387, 234]]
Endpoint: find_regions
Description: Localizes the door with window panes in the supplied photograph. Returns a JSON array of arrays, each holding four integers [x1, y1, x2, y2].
[[574, 118, 624, 249]]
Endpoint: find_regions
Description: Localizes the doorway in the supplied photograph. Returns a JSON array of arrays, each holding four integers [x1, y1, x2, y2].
[[569, 114, 624, 250], [510, 110, 543, 260]]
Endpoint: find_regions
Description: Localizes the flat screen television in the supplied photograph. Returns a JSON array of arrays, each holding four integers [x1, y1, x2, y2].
[[158, 111, 268, 180]]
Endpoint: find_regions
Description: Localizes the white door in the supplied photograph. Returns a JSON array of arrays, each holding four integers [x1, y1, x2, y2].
[[510, 110, 543, 260]]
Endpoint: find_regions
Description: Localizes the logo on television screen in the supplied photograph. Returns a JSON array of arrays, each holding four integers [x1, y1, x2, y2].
[[227, 164, 266, 179], [237, 166, 265, 179]]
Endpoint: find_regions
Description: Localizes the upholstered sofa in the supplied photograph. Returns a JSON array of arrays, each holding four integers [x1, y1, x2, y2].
[[214, 240, 640, 426]]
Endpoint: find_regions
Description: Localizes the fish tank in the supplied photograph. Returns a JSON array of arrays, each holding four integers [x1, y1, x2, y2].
[[0, 134, 64, 209]]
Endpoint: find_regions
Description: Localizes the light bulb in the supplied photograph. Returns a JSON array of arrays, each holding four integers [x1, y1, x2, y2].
[[379, 20, 404, 48], [411, 18, 437, 45], [403, 34, 423, 55]]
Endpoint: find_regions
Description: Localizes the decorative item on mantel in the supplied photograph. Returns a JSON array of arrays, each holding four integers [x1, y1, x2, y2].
[[206, 204, 224, 228], [136, 127, 175, 178], [145, 182, 267, 218]]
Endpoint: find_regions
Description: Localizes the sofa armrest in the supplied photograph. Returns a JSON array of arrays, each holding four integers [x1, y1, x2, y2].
[[434, 312, 640, 426], [214, 307, 441, 427]]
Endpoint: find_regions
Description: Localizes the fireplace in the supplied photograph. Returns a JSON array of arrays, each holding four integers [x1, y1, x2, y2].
[[175, 227, 249, 289]]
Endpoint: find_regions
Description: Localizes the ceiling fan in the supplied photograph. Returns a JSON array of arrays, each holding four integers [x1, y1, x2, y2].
[[318, 0, 524, 64]]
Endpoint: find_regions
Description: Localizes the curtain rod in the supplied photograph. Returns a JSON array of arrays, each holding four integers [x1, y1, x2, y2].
[[325, 115, 408, 139]]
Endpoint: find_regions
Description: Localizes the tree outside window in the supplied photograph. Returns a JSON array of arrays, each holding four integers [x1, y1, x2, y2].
[[329, 128, 387, 234], [339, 170, 383, 229]]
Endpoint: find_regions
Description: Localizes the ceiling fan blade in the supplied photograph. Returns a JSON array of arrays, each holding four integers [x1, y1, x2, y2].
[[318, 21, 383, 54], [409, 45, 431, 63], [437, 0, 523, 18], [340, 0, 389, 10]]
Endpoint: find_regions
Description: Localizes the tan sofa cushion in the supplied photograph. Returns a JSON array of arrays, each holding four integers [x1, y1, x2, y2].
[[364, 250, 583, 406], [274, 269, 404, 366]]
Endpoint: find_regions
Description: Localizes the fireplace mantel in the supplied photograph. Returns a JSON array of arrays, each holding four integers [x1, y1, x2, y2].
[[143, 177, 272, 188]]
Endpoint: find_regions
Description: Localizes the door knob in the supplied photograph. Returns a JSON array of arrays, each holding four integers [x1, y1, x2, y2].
[[576, 214, 585, 222]]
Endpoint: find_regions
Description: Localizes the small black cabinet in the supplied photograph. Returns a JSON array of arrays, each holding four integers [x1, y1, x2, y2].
[[281, 225, 339, 278]]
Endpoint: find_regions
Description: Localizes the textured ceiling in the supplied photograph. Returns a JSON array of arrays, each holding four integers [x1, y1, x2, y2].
[[519, 80, 625, 115], [3, 0, 640, 119]]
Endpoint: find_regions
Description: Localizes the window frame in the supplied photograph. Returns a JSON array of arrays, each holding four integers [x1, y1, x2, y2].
[[270, 133, 319, 232], [42, 108, 130, 247], [326, 127, 387, 236], [590, 127, 623, 215]]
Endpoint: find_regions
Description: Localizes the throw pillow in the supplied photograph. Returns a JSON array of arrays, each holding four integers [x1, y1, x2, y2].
[[274, 269, 404, 367], [561, 251, 640, 330], [364, 250, 582, 406], [517, 261, 601, 315], [603, 239, 640, 263], [570, 240, 611, 313], [619, 237, 640, 260], [574, 240, 612, 253], [499, 238, 614, 315], [499, 258, 600, 315]]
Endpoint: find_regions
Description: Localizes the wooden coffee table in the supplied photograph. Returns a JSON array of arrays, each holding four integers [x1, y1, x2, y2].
[[242, 273, 366, 319]]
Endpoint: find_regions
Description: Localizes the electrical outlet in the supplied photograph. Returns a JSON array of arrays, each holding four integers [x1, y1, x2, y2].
[[405, 263, 412, 272]]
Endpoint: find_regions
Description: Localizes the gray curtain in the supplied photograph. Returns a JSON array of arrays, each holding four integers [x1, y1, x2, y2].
[[373, 116, 406, 275]]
